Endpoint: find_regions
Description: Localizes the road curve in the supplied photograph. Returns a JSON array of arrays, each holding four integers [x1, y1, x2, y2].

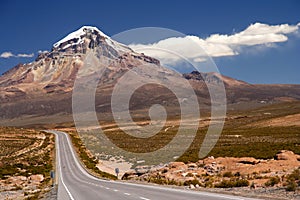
[[46, 130, 259, 200]]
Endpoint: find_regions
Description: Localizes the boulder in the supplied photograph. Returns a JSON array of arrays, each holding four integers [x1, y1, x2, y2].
[[29, 174, 44, 183], [189, 184, 195, 189], [204, 163, 224, 175], [122, 171, 137, 180], [169, 162, 186, 169], [275, 150, 298, 161], [135, 165, 151, 174], [187, 163, 198, 169]]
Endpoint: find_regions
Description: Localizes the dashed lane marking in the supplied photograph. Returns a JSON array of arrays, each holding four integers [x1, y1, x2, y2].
[[140, 197, 150, 200]]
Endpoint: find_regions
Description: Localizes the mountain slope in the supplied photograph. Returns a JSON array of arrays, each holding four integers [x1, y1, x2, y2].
[[0, 26, 182, 122], [0, 26, 299, 126], [184, 70, 300, 104]]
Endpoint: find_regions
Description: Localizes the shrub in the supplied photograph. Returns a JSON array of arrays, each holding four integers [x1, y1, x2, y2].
[[287, 169, 300, 181], [204, 180, 213, 188], [0, 165, 19, 179], [215, 179, 249, 188], [234, 172, 241, 177], [215, 180, 235, 188], [186, 173, 194, 177], [223, 172, 233, 178], [235, 179, 249, 187], [286, 179, 297, 192], [250, 182, 255, 189], [166, 179, 179, 185], [149, 177, 167, 184], [285, 169, 300, 192], [265, 176, 280, 187], [183, 179, 200, 186]]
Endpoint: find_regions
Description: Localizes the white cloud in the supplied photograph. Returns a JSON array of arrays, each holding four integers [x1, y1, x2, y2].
[[129, 36, 238, 64], [206, 22, 298, 46], [129, 22, 299, 65], [0, 52, 14, 58], [0, 51, 34, 59], [17, 53, 34, 58]]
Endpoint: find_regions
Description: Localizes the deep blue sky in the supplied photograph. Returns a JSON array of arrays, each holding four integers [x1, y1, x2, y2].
[[0, 0, 299, 83]]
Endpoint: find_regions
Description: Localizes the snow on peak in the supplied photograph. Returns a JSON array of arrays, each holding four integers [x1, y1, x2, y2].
[[52, 25, 132, 53], [53, 26, 109, 48]]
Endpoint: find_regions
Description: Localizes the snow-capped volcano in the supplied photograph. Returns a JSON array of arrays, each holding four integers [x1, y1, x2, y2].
[[52, 26, 132, 54], [0, 25, 162, 120], [0, 25, 300, 124], [0, 25, 160, 88], [53, 26, 109, 48]]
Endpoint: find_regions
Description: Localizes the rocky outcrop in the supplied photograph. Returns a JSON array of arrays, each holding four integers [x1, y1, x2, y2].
[[122, 150, 300, 189], [183, 71, 204, 81], [275, 150, 300, 161], [29, 174, 44, 183]]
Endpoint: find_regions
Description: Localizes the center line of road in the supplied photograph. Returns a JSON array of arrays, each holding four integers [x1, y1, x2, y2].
[[124, 193, 131, 195], [140, 197, 150, 200], [105, 187, 110, 190], [113, 189, 118, 192]]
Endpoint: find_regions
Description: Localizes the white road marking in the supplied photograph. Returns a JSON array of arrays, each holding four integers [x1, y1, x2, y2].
[[124, 193, 131, 195], [105, 187, 110, 190], [114, 189, 118, 192], [140, 197, 150, 200]]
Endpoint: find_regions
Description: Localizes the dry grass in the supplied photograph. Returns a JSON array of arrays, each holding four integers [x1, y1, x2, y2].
[[63, 101, 300, 165], [0, 127, 54, 198]]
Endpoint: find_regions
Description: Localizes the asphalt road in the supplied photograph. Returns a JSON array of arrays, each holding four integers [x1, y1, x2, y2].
[[47, 130, 259, 200]]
